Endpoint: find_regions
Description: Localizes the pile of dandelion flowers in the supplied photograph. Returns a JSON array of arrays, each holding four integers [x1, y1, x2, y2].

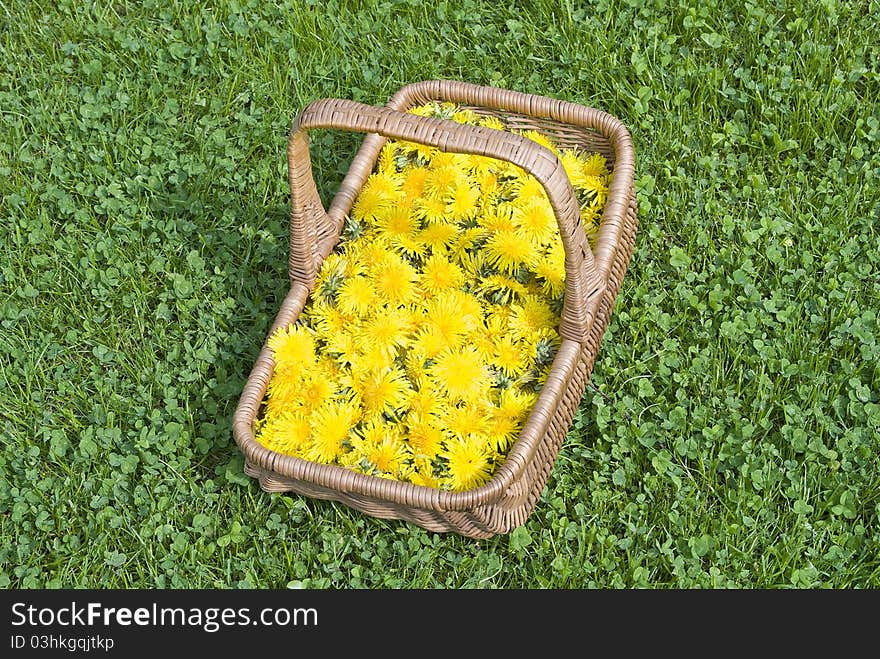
[[255, 101, 612, 492]]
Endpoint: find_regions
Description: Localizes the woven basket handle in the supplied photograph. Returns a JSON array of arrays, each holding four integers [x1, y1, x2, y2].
[[287, 98, 603, 343]]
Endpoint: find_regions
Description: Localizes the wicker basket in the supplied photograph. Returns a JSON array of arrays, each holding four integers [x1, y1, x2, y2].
[[232, 80, 637, 539]]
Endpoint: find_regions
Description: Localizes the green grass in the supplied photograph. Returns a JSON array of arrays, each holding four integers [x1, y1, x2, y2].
[[1, 0, 878, 589]]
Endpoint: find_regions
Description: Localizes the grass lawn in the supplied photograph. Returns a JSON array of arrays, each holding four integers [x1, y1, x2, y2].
[[1, 0, 878, 588]]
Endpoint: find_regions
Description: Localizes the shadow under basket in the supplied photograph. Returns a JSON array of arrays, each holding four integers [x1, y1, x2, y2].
[[232, 80, 638, 539]]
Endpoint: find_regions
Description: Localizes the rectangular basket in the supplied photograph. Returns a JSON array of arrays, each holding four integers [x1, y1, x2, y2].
[[232, 80, 637, 539]]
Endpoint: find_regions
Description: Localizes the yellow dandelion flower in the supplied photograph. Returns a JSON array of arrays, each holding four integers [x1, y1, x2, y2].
[[479, 115, 506, 130], [410, 325, 453, 360], [407, 103, 435, 117], [512, 198, 557, 246], [408, 460, 442, 489], [456, 251, 486, 280], [349, 235, 394, 274], [486, 402, 522, 453], [430, 151, 472, 170], [364, 170, 400, 200], [469, 331, 495, 366], [407, 381, 444, 419], [513, 174, 549, 205], [351, 184, 389, 224], [313, 252, 353, 297], [476, 170, 500, 200], [419, 220, 458, 251], [579, 174, 609, 204], [490, 334, 529, 378], [448, 226, 487, 261], [560, 150, 585, 185], [305, 300, 351, 337], [414, 195, 449, 225], [420, 252, 464, 294], [467, 154, 498, 179], [351, 421, 410, 477], [371, 255, 419, 306], [509, 295, 558, 340], [485, 310, 509, 342], [498, 387, 537, 420], [305, 399, 360, 464], [325, 330, 359, 367], [264, 372, 305, 419], [446, 181, 481, 220], [299, 373, 335, 412], [484, 229, 537, 274], [480, 204, 515, 232], [429, 346, 491, 402], [517, 129, 558, 153], [452, 108, 480, 124], [532, 240, 566, 298], [389, 232, 427, 260], [355, 366, 413, 418], [424, 165, 461, 200], [441, 436, 494, 491], [268, 324, 316, 375], [437, 402, 491, 440], [336, 275, 376, 317], [473, 274, 528, 305], [399, 138, 436, 162], [256, 410, 312, 457], [581, 151, 608, 177], [376, 202, 418, 238], [401, 166, 430, 200], [377, 142, 399, 175], [360, 308, 414, 359], [423, 291, 481, 342]]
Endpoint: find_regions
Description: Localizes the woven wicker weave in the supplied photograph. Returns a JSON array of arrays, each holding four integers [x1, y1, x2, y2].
[[232, 80, 637, 539]]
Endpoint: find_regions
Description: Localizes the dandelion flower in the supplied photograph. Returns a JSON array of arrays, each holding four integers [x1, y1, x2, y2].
[[490, 334, 529, 378], [408, 460, 442, 489], [423, 291, 481, 342], [257, 411, 311, 457], [355, 366, 413, 418], [518, 129, 558, 153], [406, 381, 443, 418], [581, 152, 608, 177], [268, 324, 316, 375], [352, 421, 410, 477], [424, 165, 461, 200], [421, 252, 464, 294], [401, 166, 430, 200], [437, 402, 491, 440], [512, 175, 548, 205], [299, 373, 335, 412], [441, 436, 493, 491], [418, 220, 458, 251], [361, 308, 414, 359], [352, 184, 389, 224], [532, 241, 566, 298], [336, 275, 376, 317], [452, 109, 480, 124], [512, 198, 557, 246], [305, 399, 360, 464], [473, 274, 528, 305], [372, 255, 419, 306], [484, 229, 537, 274], [414, 195, 449, 225], [509, 295, 558, 340], [429, 346, 491, 402], [479, 115, 506, 131], [446, 181, 480, 220], [480, 205, 515, 232]]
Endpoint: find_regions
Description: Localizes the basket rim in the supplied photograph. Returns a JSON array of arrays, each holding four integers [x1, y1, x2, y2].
[[232, 79, 635, 512]]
